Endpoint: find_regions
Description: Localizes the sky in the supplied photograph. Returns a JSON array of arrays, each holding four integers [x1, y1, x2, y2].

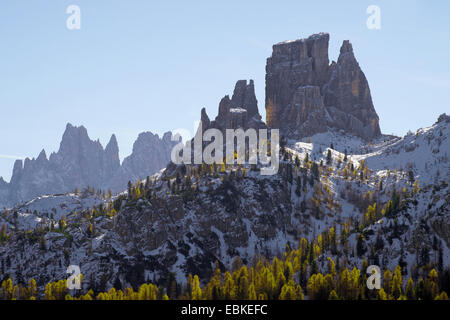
[[0, 0, 449, 181]]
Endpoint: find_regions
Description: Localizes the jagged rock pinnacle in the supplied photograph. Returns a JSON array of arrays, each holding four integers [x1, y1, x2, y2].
[[266, 33, 381, 140]]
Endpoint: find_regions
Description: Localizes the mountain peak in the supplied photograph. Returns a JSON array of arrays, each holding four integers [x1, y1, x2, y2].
[[340, 40, 353, 54], [63, 122, 88, 137], [1, 124, 178, 207], [231, 79, 258, 119], [122, 130, 178, 182], [9, 159, 23, 185], [59, 123, 91, 153], [162, 131, 175, 143], [105, 134, 119, 153], [65, 122, 74, 130], [274, 32, 329, 46], [266, 33, 381, 140], [437, 113, 450, 124], [36, 149, 47, 162]]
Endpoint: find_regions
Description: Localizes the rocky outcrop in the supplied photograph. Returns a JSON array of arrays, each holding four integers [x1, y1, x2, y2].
[[0, 178, 8, 208], [201, 79, 266, 134], [0, 124, 177, 207], [103, 134, 121, 183], [121, 131, 176, 183], [436, 113, 450, 124], [169, 79, 268, 169], [266, 33, 381, 140], [49, 124, 109, 191]]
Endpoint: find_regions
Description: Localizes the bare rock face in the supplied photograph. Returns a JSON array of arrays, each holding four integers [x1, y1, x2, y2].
[[437, 113, 450, 124], [202, 79, 266, 135], [286, 85, 328, 138], [121, 131, 177, 183], [231, 79, 259, 119], [102, 134, 121, 187], [266, 33, 381, 140], [175, 80, 267, 169], [0, 124, 177, 207], [50, 123, 107, 190], [0, 178, 8, 208], [323, 40, 381, 139]]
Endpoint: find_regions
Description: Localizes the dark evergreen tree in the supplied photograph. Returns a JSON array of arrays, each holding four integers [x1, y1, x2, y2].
[[113, 276, 122, 290], [419, 247, 430, 266], [311, 162, 319, 180], [295, 176, 302, 197], [127, 181, 132, 197], [326, 149, 332, 165], [375, 232, 384, 251], [356, 234, 366, 257], [399, 246, 407, 274], [294, 155, 300, 167]]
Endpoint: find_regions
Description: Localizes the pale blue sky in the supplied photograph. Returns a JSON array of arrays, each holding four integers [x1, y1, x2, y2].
[[0, 0, 449, 181]]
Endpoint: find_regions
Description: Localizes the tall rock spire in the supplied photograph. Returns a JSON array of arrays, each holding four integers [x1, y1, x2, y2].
[[231, 79, 259, 119], [323, 40, 381, 139], [210, 80, 265, 134], [103, 134, 121, 182], [265, 33, 381, 140]]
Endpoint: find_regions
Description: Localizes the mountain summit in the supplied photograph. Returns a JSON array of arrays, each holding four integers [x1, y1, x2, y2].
[[266, 33, 381, 140], [200, 79, 266, 135], [0, 124, 177, 208]]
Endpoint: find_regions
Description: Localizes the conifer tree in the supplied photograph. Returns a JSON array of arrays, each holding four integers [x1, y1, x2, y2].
[[405, 278, 415, 300], [329, 290, 339, 300], [191, 275, 202, 300], [391, 265, 403, 299], [326, 149, 332, 165]]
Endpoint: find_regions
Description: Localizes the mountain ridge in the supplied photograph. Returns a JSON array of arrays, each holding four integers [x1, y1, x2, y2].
[[0, 124, 178, 208], [0, 113, 448, 291], [0, 33, 448, 297]]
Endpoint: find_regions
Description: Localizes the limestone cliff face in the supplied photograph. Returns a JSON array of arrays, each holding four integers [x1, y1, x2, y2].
[[0, 124, 177, 207], [120, 131, 176, 183], [266, 33, 381, 140], [181, 80, 267, 167], [201, 79, 266, 135]]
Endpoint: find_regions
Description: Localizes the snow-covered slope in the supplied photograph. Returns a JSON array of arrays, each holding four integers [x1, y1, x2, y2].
[[0, 115, 448, 295], [0, 192, 107, 231]]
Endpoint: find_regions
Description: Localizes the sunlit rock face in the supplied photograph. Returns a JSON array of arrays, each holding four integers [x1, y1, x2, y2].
[[201, 79, 266, 136], [266, 33, 381, 140]]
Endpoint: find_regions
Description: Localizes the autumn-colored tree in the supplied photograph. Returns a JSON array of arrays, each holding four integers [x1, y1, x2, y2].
[[405, 278, 416, 300], [391, 265, 403, 299]]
